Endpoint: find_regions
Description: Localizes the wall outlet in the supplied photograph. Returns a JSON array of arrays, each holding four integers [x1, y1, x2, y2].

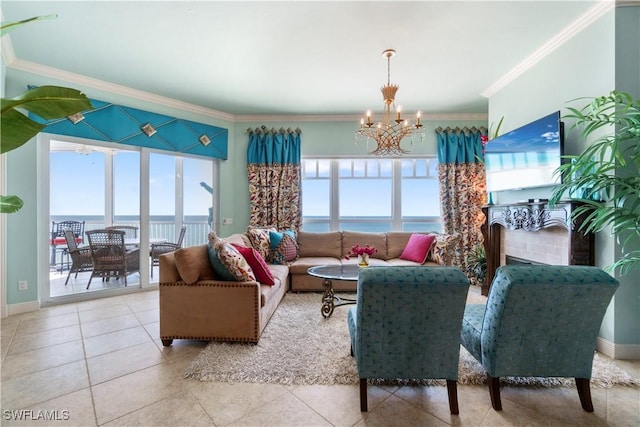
[[222, 218, 233, 225], [18, 280, 28, 291]]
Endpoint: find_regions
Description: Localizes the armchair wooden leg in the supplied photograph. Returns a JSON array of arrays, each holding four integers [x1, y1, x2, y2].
[[487, 374, 502, 411], [161, 339, 173, 346], [446, 380, 459, 415], [360, 378, 368, 412], [576, 378, 594, 412]]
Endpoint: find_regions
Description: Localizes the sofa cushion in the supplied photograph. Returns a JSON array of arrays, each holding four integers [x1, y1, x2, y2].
[[400, 233, 436, 263], [288, 256, 342, 275], [246, 227, 277, 261], [386, 258, 439, 267], [173, 245, 217, 284], [215, 240, 256, 282], [297, 231, 342, 258], [269, 230, 299, 265], [342, 231, 387, 259], [232, 244, 275, 286], [266, 264, 290, 290], [224, 233, 252, 247], [386, 232, 411, 259]]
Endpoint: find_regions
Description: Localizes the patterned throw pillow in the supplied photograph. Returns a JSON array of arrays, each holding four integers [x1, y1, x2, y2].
[[269, 230, 299, 265], [214, 240, 256, 282], [428, 233, 459, 266], [207, 243, 237, 281], [246, 227, 277, 261], [232, 244, 275, 286]]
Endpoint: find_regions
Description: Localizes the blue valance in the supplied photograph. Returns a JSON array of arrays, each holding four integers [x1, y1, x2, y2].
[[30, 89, 228, 160], [247, 126, 301, 164], [435, 126, 486, 165]]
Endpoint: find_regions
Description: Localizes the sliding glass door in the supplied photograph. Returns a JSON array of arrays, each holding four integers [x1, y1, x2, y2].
[[43, 135, 215, 304]]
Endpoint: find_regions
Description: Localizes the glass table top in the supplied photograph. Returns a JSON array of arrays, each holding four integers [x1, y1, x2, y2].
[[307, 264, 361, 281]]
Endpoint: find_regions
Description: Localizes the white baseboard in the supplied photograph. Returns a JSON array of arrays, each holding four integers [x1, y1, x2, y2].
[[597, 336, 640, 360], [7, 300, 41, 317]]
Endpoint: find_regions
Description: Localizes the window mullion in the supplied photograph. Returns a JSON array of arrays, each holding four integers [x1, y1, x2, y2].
[[331, 159, 340, 231], [393, 159, 402, 230]]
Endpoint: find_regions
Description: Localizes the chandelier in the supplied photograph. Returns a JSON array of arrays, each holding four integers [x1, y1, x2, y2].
[[355, 49, 424, 156]]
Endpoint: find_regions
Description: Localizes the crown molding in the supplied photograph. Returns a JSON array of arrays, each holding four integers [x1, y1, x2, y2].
[[616, 0, 640, 7], [481, 0, 615, 99], [234, 112, 487, 123], [0, 33, 16, 66], [6, 58, 236, 122]]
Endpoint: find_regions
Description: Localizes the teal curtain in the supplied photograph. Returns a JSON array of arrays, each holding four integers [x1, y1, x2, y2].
[[247, 127, 301, 164], [435, 126, 487, 283], [436, 127, 485, 165], [247, 127, 302, 230]]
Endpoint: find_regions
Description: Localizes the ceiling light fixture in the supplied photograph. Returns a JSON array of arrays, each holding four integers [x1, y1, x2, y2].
[[356, 49, 424, 156]]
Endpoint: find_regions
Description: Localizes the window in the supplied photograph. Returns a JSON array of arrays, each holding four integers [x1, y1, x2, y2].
[[302, 158, 441, 232]]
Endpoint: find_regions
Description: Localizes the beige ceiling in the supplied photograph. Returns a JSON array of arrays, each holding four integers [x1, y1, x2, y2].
[[2, 1, 608, 118]]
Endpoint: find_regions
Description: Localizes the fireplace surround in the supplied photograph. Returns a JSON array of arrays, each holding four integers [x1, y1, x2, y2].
[[481, 201, 594, 295]]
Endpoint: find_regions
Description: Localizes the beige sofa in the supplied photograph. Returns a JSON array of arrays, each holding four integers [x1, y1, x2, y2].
[[289, 231, 458, 291], [159, 230, 459, 345]]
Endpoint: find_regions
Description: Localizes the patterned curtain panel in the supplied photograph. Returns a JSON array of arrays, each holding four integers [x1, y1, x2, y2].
[[247, 127, 302, 231], [435, 126, 488, 275]]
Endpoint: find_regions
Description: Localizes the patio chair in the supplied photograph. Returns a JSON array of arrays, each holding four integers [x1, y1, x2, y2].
[[460, 265, 619, 412], [347, 266, 470, 413], [86, 229, 140, 289], [63, 229, 93, 285], [105, 225, 139, 238], [50, 220, 85, 269], [150, 225, 186, 278]]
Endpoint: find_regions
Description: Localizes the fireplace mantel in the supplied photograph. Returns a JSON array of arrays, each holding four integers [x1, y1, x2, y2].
[[481, 201, 594, 295]]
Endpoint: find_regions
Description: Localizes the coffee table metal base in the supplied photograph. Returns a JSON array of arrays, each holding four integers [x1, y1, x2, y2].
[[321, 278, 356, 318]]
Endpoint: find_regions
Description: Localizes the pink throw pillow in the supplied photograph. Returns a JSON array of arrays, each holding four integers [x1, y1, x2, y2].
[[400, 233, 437, 264], [232, 244, 275, 286]]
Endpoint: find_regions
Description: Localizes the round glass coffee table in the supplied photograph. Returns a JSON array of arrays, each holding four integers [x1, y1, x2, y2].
[[308, 264, 361, 318]]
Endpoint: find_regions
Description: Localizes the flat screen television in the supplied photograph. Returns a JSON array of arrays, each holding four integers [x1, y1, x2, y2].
[[484, 111, 564, 192]]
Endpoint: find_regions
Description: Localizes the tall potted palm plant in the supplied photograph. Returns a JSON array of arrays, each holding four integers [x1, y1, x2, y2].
[[550, 91, 640, 274]]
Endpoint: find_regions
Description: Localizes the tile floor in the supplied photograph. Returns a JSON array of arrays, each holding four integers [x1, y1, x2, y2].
[[48, 268, 145, 298], [1, 289, 639, 426]]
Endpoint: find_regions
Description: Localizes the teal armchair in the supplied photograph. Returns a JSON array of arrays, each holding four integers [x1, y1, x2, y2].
[[461, 265, 619, 412], [347, 266, 470, 413]]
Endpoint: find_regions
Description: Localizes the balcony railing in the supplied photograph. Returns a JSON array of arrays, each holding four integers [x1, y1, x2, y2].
[[51, 216, 211, 247]]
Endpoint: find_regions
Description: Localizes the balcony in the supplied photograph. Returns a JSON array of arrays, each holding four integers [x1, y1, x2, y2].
[[49, 216, 210, 297]]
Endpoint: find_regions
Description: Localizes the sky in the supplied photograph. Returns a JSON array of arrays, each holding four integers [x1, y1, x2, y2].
[[50, 142, 213, 218]]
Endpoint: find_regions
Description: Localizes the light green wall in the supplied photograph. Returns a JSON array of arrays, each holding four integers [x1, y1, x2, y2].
[[613, 4, 640, 348], [489, 6, 640, 349]]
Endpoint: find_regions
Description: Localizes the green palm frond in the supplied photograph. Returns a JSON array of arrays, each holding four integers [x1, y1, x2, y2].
[[0, 14, 57, 36], [550, 90, 640, 275]]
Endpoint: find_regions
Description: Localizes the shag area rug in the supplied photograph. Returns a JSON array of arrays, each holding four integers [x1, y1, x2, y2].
[[185, 292, 638, 388]]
